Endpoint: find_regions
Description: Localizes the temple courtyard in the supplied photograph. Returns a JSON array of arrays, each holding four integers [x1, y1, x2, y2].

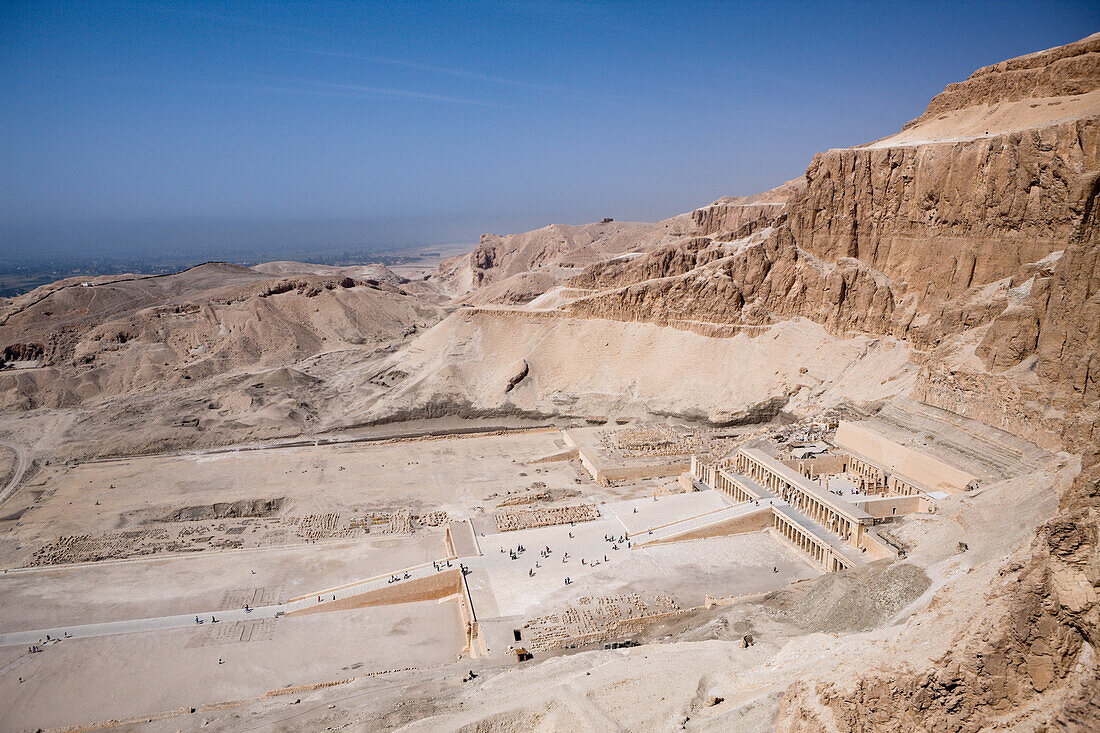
[[0, 407, 1046, 731]]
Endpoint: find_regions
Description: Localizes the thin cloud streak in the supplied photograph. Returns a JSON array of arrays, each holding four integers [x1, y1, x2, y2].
[[301, 79, 511, 107], [155, 7, 580, 100], [306, 49, 576, 96], [47, 69, 506, 108]]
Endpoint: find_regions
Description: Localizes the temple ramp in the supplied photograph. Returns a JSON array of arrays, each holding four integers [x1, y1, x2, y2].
[[447, 519, 482, 557], [285, 562, 463, 616], [635, 502, 776, 547]]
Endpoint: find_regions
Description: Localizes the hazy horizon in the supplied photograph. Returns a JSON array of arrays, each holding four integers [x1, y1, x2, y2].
[[2, 1, 1096, 268]]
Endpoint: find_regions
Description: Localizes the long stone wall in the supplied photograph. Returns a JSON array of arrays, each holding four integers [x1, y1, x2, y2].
[[851, 494, 928, 518], [833, 421, 978, 491]]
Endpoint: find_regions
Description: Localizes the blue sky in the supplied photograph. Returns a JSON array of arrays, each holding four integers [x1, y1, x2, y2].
[[1, 1, 1096, 260]]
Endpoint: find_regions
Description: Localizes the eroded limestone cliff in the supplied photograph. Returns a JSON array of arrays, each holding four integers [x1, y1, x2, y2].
[[772, 36, 1100, 732], [563, 112, 1097, 353], [440, 33, 1100, 731]]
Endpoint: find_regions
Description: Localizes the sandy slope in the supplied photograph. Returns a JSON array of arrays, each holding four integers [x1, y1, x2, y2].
[[341, 308, 918, 427]]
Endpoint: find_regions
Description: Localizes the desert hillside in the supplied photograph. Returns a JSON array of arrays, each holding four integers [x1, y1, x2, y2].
[[0, 262, 445, 454]]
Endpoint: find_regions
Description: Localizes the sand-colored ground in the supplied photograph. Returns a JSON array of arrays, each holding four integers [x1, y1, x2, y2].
[[0, 427, 828, 731], [3, 430, 587, 564], [0, 599, 464, 732], [0, 535, 443, 631], [865, 89, 1100, 149], [474, 528, 814, 623]]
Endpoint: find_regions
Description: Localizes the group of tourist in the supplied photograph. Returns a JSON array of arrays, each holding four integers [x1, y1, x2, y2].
[[507, 527, 638, 583], [501, 543, 527, 560], [603, 532, 630, 550]]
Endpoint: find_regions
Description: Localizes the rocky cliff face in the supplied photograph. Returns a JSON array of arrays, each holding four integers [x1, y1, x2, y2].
[[688, 179, 803, 236], [788, 118, 1096, 300], [563, 115, 1097, 353], [767, 37, 1100, 732], [461, 219, 686, 291], [447, 34, 1100, 730], [914, 33, 1100, 120], [551, 38, 1099, 376], [563, 226, 901, 337], [433, 182, 804, 301]]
